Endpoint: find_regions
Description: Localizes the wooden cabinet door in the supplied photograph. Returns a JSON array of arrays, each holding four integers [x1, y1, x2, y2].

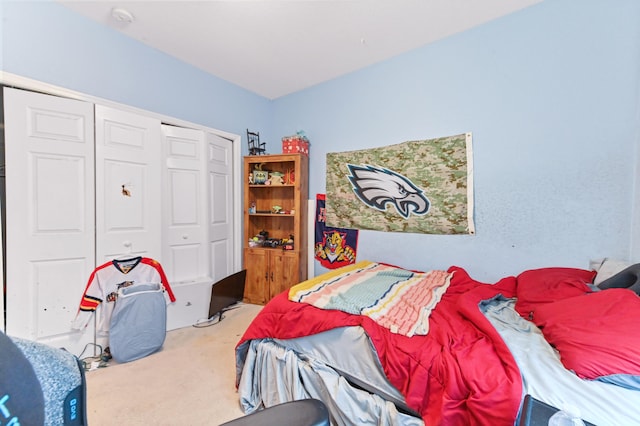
[[243, 248, 269, 304], [269, 251, 300, 299]]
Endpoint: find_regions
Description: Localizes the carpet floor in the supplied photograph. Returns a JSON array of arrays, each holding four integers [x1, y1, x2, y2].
[[85, 303, 263, 425]]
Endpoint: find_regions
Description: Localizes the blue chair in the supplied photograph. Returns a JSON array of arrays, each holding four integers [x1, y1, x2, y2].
[[0, 331, 87, 425]]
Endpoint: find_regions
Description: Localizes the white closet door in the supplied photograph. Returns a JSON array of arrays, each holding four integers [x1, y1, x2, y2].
[[95, 105, 162, 263], [161, 125, 208, 284], [4, 87, 95, 351], [207, 133, 234, 281]]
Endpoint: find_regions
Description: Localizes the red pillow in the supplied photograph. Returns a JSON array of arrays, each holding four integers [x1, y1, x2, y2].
[[515, 267, 595, 320], [534, 289, 640, 379]]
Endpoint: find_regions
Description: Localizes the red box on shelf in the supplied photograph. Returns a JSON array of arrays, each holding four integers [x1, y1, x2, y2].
[[282, 136, 309, 156]]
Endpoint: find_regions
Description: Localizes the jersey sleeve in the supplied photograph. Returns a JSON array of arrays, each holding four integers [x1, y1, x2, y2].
[[71, 270, 103, 330], [142, 258, 176, 303]]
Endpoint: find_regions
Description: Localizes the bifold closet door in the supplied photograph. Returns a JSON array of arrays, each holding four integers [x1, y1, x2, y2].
[[207, 132, 234, 282], [95, 105, 162, 263], [161, 124, 208, 283], [4, 87, 95, 351]]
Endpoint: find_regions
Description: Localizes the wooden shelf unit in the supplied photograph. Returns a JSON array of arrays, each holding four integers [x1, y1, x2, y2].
[[243, 154, 308, 304]]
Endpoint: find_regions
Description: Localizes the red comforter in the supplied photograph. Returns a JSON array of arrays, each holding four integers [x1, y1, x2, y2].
[[237, 264, 640, 424], [236, 267, 523, 425]]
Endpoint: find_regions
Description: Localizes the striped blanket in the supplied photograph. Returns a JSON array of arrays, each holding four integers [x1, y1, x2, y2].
[[288, 260, 451, 337]]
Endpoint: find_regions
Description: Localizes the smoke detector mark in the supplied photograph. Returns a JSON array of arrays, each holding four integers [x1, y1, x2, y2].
[[111, 8, 135, 25]]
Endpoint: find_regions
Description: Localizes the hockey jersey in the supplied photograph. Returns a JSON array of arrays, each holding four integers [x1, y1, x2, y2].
[[72, 257, 176, 334]]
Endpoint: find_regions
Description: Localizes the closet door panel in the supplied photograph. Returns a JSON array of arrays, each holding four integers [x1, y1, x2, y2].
[[33, 259, 87, 338], [169, 244, 201, 283], [210, 239, 231, 282], [95, 105, 162, 262], [32, 154, 87, 243], [207, 133, 234, 281], [4, 87, 95, 351], [103, 161, 146, 229], [166, 169, 204, 281], [162, 125, 208, 284]]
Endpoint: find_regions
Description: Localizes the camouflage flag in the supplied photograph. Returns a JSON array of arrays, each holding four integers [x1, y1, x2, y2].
[[325, 133, 474, 235]]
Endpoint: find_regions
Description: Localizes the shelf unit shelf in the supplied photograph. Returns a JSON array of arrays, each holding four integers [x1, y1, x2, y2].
[[249, 213, 295, 217], [248, 184, 296, 188]]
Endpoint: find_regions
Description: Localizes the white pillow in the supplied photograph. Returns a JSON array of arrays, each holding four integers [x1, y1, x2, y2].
[[591, 258, 632, 286]]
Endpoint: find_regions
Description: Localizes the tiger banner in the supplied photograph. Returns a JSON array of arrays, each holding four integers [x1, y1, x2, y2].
[[314, 194, 359, 269], [325, 133, 474, 235]]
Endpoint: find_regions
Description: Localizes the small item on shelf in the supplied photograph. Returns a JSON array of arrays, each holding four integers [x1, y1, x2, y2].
[[252, 170, 268, 184], [286, 168, 295, 184], [282, 131, 310, 156], [263, 238, 281, 248], [248, 202, 256, 214], [247, 129, 266, 156], [249, 232, 266, 247], [283, 235, 294, 250], [271, 205, 282, 214], [252, 163, 269, 184], [268, 171, 285, 185]]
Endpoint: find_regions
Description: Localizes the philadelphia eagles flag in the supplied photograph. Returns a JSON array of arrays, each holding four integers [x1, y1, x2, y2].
[[325, 133, 474, 235]]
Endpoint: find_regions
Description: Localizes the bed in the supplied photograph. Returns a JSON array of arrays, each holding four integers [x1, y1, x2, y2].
[[235, 260, 640, 425]]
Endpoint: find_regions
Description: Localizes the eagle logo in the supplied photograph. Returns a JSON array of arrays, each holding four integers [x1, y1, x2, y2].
[[346, 164, 430, 219]]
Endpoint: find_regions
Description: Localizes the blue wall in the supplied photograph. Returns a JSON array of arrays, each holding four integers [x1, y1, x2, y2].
[[274, 0, 640, 280], [3, 1, 639, 281], [1, 1, 274, 146]]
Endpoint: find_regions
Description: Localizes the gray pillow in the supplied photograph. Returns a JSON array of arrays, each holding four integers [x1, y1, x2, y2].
[[598, 263, 640, 295]]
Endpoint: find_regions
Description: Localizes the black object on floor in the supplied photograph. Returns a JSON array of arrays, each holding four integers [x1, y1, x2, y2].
[[220, 399, 330, 426], [519, 394, 595, 426]]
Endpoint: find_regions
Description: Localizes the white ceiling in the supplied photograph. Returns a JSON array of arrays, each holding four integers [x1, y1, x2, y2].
[[57, 0, 542, 99]]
